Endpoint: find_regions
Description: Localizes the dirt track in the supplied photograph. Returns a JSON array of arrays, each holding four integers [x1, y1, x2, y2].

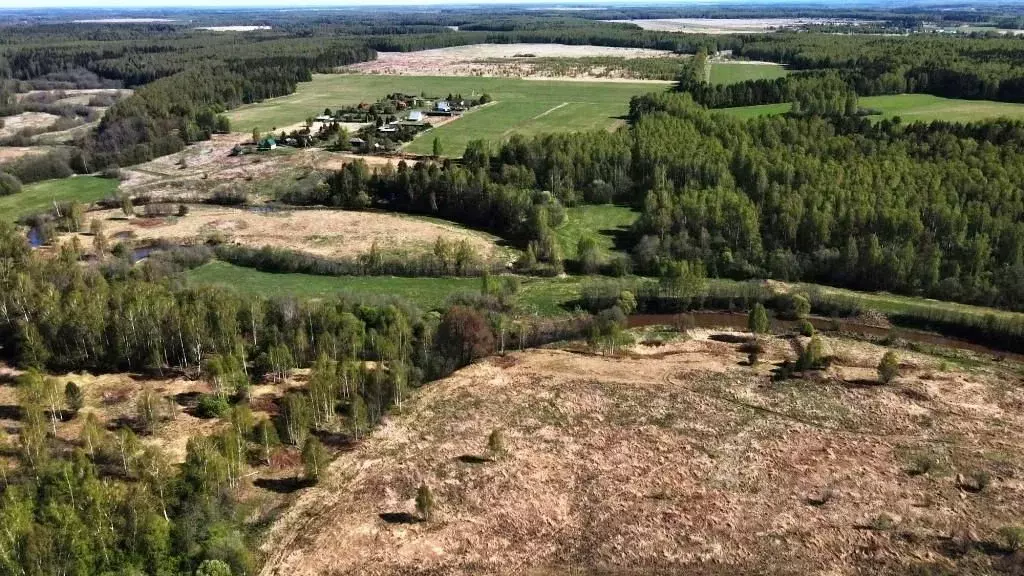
[[258, 331, 1024, 575]]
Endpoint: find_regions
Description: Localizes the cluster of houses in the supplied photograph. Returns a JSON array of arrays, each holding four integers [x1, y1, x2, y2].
[[235, 91, 491, 156]]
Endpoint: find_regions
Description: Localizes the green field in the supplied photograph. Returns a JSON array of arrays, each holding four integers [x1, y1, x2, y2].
[[718, 94, 1024, 123], [554, 204, 638, 259], [187, 260, 583, 316], [709, 62, 787, 85], [0, 176, 119, 221], [227, 74, 665, 156]]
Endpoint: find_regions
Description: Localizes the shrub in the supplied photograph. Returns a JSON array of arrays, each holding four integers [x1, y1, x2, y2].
[[1000, 526, 1024, 552], [416, 483, 435, 521], [797, 319, 815, 337], [0, 172, 22, 196], [302, 436, 327, 483], [748, 303, 770, 334], [958, 469, 991, 493], [487, 428, 505, 459], [785, 293, 811, 319], [877, 351, 899, 384], [64, 381, 84, 412], [869, 513, 895, 531], [906, 452, 937, 476], [195, 559, 233, 576], [196, 393, 231, 419], [797, 335, 826, 370]]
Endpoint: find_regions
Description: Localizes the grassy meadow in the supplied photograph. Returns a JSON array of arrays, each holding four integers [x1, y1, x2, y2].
[[717, 94, 1024, 123], [554, 204, 638, 259], [708, 62, 787, 85], [226, 74, 665, 156], [0, 176, 119, 221]]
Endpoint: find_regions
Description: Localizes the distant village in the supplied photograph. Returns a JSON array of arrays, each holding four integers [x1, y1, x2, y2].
[[235, 91, 492, 157]]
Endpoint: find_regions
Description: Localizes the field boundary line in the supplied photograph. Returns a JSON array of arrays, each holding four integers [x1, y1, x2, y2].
[[531, 101, 571, 120]]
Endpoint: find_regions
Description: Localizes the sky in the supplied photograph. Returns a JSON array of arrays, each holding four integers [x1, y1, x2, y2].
[[2, 0, 630, 7]]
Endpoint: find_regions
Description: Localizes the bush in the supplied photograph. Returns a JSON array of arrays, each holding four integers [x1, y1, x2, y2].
[[748, 303, 770, 334], [196, 394, 231, 418], [64, 381, 84, 412], [797, 319, 815, 337], [487, 428, 505, 459], [1000, 526, 1024, 552], [877, 351, 899, 384], [416, 483, 435, 521], [434, 306, 495, 375], [0, 172, 22, 196], [797, 335, 826, 370], [4, 151, 73, 184], [783, 293, 811, 319]]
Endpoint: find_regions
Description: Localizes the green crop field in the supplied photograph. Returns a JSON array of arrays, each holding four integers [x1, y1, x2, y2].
[[0, 176, 119, 221], [554, 204, 638, 259], [717, 94, 1024, 123], [709, 62, 787, 85], [226, 74, 665, 156]]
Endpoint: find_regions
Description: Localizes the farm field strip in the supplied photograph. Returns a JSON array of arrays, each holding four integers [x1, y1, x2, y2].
[[718, 94, 1024, 123]]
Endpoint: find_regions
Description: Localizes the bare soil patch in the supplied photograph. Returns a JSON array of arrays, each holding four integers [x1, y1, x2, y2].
[[83, 204, 500, 258], [347, 44, 680, 79], [259, 331, 1024, 575]]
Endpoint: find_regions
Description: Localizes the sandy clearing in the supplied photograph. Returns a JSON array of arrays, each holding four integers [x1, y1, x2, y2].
[[83, 204, 499, 259], [608, 18, 867, 34], [347, 44, 681, 80], [0, 112, 60, 138], [15, 88, 132, 103], [259, 331, 1024, 576]]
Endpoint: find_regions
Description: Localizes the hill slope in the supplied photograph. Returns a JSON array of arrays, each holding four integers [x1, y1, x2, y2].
[[259, 331, 1024, 575]]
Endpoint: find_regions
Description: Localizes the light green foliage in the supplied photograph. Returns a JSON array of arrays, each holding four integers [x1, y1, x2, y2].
[[302, 436, 328, 482], [197, 559, 233, 576], [877, 351, 899, 384], [708, 62, 788, 85], [798, 335, 827, 371], [0, 176, 117, 221], [64, 381, 83, 412]]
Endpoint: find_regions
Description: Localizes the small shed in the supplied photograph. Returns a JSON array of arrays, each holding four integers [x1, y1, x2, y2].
[[407, 110, 424, 122], [350, 137, 366, 146], [435, 100, 451, 113], [378, 124, 399, 133], [315, 115, 332, 122]]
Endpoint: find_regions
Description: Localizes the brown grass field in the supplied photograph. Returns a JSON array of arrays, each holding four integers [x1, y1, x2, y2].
[[80, 204, 502, 259], [258, 330, 1024, 575]]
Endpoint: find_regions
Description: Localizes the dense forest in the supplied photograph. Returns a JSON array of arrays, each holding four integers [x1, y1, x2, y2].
[[283, 89, 1024, 311]]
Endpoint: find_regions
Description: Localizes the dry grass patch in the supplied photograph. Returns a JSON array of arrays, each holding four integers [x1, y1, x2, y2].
[[82, 204, 501, 259], [259, 332, 1024, 575]]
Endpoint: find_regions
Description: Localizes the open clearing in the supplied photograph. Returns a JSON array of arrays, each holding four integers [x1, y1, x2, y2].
[[709, 61, 787, 85], [347, 44, 681, 78], [0, 176, 119, 221], [554, 204, 638, 260], [227, 75, 663, 155], [609, 18, 864, 33], [0, 112, 61, 138], [718, 94, 1024, 123], [86, 205, 504, 259], [259, 331, 1024, 575]]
